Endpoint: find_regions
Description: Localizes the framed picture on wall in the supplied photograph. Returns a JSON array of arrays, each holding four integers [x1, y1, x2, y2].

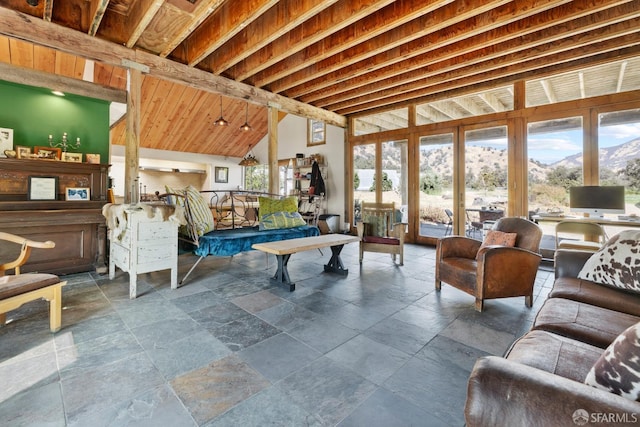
[[215, 166, 229, 183], [0, 128, 13, 156]]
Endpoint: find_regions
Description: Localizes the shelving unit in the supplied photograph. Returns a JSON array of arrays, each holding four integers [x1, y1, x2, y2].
[[292, 156, 327, 226]]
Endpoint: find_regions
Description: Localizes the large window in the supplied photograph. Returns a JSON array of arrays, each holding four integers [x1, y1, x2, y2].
[[598, 108, 640, 218], [381, 140, 408, 222], [527, 117, 583, 215], [244, 165, 268, 192], [353, 144, 375, 223], [464, 126, 508, 238], [418, 134, 454, 238]]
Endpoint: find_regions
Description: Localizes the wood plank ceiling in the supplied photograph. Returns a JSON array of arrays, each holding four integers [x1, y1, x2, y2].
[[0, 0, 639, 157]]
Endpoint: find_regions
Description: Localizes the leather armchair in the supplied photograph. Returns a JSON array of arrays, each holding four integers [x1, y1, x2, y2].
[[435, 217, 543, 311]]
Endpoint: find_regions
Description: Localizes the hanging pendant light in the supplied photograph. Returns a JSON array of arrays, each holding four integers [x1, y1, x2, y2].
[[239, 144, 259, 166], [214, 95, 228, 126], [239, 102, 252, 131]]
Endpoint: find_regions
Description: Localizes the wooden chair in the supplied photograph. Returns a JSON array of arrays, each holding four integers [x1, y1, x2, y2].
[[555, 220, 607, 252], [0, 232, 65, 332], [356, 202, 406, 265]]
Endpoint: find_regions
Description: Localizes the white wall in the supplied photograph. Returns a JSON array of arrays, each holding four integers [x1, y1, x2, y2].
[[109, 114, 346, 225]]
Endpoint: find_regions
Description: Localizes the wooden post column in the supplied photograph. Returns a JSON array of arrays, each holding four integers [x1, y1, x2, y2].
[[124, 68, 141, 204]]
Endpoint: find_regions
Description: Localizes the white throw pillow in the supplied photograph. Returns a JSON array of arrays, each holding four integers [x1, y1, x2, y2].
[[577, 230, 640, 293]]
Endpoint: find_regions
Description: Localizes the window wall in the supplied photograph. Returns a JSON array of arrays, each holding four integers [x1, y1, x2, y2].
[[418, 134, 454, 238]]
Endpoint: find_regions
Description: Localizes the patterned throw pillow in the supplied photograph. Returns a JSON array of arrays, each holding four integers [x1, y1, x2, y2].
[[259, 211, 306, 231], [476, 230, 517, 260], [164, 185, 214, 238], [585, 321, 640, 401], [258, 196, 298, 218], [364, 214, 387, 237], [577, 230, 640, 293]]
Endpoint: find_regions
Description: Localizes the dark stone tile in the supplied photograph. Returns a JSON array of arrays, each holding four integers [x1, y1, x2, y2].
[[277, 357, 377, 426], [131, 317, 204, 350], [287, 315, 359, 354], [255, 300, 321, 332], [296, 291, 349, 315], [363, 317, 438, 355], [170, 290, 224, 313], [322, 301, 388, 331], [55, 311, 126, 348], [0, 381, 65, 427], [326, 335, 411, 385], [231, 289, 284, 314], [67, 384, 196, 427], [384, 356, 469, 426], [62, 352, 165, 423], [207, 313, 281, 352], [416, 335, 490, 373], [337, 387, 448, 427], [204, 387, 322, 427], [238, 333, 321, 382]]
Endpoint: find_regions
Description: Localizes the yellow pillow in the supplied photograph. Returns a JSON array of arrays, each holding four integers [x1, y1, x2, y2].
[[165, 185, 214, 237], [258, 196, 298, 218]]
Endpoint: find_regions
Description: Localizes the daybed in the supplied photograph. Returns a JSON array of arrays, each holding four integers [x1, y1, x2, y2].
[[465, 231, 640, 426], [160, 188, 320, 283]]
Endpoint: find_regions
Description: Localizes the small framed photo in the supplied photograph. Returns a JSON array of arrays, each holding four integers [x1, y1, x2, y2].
[[28, 176, 58, 201], [16, 145, 31, 159], [65, 187, 90, 201], [86, 153, 100, 164], [62, 152, 83, 162], [34, 146, 62, 160], [215, 166, 229, 183], [0, 127, 13, 156]]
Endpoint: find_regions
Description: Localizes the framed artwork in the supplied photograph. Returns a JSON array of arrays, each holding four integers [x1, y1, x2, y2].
[[28, 176, 58, 201], [34, 146, 62, 160], [0, 127, 13, 156], [307, 119, 326, 146], [86, 153, 101, 164], [215, 166, 229, 183], [65, 187, 90, 201], [16, 145, 31, 159], [62, 152, 82, 162]]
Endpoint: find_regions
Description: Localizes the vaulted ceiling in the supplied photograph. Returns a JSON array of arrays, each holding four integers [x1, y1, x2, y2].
[[0, 0, 639, 158]]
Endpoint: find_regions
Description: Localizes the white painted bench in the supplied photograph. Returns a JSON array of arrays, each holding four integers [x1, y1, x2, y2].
[[252, 234, 359, 291]]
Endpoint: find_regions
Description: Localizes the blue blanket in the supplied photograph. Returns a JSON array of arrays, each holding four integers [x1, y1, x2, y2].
[[193, 225, 320, 257]]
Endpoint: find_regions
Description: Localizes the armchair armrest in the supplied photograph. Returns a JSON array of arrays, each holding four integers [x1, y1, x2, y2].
[[437, 236, 482, 259], [0, 232, 56, 275], [555, 249, 595, 279], [390, 222, 407, 242], [466, 356, 640, 427], [477, 246, 541, 296]]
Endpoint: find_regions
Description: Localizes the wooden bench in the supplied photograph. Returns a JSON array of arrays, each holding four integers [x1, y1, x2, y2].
[[252, 234, 359, 291], [0, 274, 66, 332]]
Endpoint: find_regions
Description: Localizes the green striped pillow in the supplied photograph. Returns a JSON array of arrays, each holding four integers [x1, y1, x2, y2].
[[259, 211, 306, 230]]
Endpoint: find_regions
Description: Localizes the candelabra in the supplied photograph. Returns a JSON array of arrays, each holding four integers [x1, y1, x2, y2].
[[48, 132, 80, 152]]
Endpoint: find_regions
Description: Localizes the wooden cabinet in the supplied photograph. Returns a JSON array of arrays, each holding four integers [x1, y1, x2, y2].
[[108, 206, 178, 299], [0, 158, 109, 275]]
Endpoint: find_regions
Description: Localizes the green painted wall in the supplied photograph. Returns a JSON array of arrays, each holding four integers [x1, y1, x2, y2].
[[0, 80, 109, 161]]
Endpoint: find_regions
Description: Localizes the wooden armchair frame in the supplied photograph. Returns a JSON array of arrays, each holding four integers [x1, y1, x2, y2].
[[0, 232, 64, 332], [356, 202, 406, 265]]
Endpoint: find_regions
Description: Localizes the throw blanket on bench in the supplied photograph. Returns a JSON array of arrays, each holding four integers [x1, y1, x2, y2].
[[193, 225, 320, 257]]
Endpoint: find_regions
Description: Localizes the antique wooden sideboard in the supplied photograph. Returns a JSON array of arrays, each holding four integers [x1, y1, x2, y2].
[[0, 158, 109, 274]]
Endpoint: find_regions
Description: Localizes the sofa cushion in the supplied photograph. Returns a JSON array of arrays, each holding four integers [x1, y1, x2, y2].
[[258, 211, 306, 231], [258, 196, 298, 217], [585, 322, 640, 401], [165, 185, 215, 238], [550, 277, 640, 317], [506, 330, 603, 383], [476, 230, 516, 260], [577, 230, 640, 293], [533, 298, 640, 349]]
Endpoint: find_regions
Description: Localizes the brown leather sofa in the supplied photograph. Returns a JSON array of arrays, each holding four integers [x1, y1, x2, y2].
[[465, 249, 640, 426]]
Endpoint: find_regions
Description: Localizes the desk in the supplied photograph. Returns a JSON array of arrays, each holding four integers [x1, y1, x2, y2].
[[532, 215, 640, 228], [252, 234, 359, 291]]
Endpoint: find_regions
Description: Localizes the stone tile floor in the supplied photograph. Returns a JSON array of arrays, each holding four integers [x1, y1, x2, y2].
[[0, 243, 554, 426]]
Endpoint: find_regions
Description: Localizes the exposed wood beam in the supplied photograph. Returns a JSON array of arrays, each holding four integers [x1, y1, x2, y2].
[[125, 0, 164, 48], [88, 0, 109, 37], [616, 60, 627, 92], [307, 0, 636, 107], [43, 0, 52, 22], [478, 92, 506, 112], [579, 71, 586, 97], [540, 80, 557, 103], [269, 0, 511, 94], [204, 0, 339, 74], [328, 17, 640, 114], [291, 0, 573, 100], [0, 6, 346, 128], [230, 0, 398, 82], [183, 0, 277, 67], [159, 0, 226, 57], [0, 61, 126, 103], [344, 40, 640, 117]]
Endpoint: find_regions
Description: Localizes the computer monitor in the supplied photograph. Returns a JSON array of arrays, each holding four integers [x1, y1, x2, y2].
[[569, 185, 625, 218]]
